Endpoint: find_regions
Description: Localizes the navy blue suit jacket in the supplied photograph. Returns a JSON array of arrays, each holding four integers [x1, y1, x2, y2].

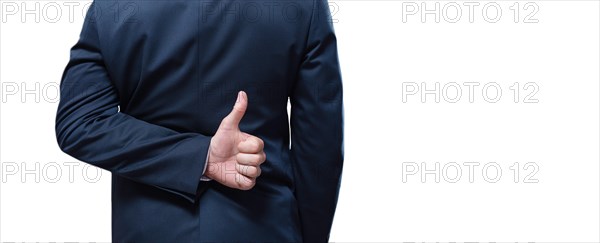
[[55, 0, 343, 242]]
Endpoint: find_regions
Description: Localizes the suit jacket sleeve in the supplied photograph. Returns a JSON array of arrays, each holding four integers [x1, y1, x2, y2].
[[55, 3, 211, 204], [290, 0, 344, 241]]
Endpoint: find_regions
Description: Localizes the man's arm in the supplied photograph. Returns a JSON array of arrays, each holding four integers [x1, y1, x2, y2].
[[55, 3, 210, 203], [290, 0, 344, 241]]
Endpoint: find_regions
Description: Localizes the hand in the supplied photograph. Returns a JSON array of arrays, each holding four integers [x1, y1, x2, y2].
[[205, 91, 266, 190]]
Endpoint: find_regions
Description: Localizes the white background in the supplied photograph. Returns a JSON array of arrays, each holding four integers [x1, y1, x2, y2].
[[1, 0, 599, 242]]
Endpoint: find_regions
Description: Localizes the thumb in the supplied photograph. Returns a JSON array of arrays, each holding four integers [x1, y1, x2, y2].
[[221, 91, 247, 129]]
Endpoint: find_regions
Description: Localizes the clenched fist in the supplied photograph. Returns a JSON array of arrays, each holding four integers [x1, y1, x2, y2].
[[205, 91, 266, 190]]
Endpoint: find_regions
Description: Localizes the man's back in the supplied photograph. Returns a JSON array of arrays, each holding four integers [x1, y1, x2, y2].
[[55, 0, 343, 241]]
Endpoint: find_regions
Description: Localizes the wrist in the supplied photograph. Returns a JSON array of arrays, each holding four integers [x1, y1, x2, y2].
[[202, 140, 214, 180]]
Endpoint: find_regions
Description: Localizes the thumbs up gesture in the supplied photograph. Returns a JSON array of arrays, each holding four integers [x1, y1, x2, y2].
[[205, 91, 266, 190]]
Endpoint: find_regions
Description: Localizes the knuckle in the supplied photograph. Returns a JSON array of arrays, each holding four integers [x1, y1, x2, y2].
[[255, 167, 262, 177], [250, 141, 260, 152], [236, 176, 248, 189], [248, 137, 263, 151], [247, 167, 257, 177], [250, 167, 260, 177], [252, 155, 261, 165], [240, 180, 255, 190]]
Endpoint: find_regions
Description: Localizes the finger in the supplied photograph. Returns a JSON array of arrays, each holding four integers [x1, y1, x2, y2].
[[235, 173, 256, 190], [238, 136, 264, 153], [236, 152, 266, 166], [220, 91, 248, 130], [236, 164, 261, 178]]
